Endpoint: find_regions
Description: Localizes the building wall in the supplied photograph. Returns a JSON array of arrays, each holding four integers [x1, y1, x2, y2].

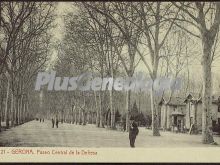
[[186, 102, 219, 131], [185, 101, 199, 130], [196, 103, 202, 131], [190, 104, 195, 118], [161, 100, 220, 132], [185, 102, 203, 131], [211, 104, 218, 121], [178, 106, 185, 114], [164, 105, 186, 130]]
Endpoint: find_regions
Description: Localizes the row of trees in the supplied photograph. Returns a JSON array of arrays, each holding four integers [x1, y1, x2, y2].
[[0, 2, 56, 131], [1, 2, 220, 145], [49, 2, 220, 144]]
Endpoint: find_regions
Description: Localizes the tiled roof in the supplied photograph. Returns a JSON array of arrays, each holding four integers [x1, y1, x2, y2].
[[167, 97, 186, 106], [185, 92, 202, 101], [185, 93, 220, 104], [160, 93, 220, 106], [159, 97, 186, 106]]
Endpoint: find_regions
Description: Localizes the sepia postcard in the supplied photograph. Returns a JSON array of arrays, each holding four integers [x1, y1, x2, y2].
[[1, 1, 220, 163]]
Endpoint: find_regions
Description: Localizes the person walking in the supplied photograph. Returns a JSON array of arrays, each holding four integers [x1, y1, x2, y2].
[[52, 118, 55, 128], [123, 121, 126, 132], [55, 115, 59, 128], [129, 119, 139, 148]]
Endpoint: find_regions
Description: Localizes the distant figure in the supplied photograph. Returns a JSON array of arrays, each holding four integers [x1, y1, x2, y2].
[[42, 118, 44, 122], [55, 116, 59, 128], [40, 118, 41, 122], [129, 120, 139, 148], [123, 121, 126, 132], [52, 118, 55, 128]]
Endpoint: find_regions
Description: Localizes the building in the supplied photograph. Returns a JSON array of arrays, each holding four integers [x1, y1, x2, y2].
[[160, 93, 220, 133], [159, 97, 186, 132], [184, 93, 220, 132], [184, 93, 201, 131]]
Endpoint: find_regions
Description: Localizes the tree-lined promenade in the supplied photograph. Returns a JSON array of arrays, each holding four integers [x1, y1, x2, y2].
[[0, 120, 220, 147], [0, 2, 55, 130], [1, 2, 220, 145]]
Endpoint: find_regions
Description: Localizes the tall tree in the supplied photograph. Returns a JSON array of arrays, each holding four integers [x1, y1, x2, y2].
[[173, 2, 220, 144], [83, 2, 143, 131]]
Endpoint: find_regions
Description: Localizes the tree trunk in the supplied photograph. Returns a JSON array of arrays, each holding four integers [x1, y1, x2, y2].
[[10, 91, 15, 127], [15, 97, 18, 125], [0, 76, 2, 131], [78, 107, 82, 125], [23, 101, 26, 123], [151, 85, 160, 136], [18, 97, 20, 125], [82, 110, 86, 125], [0, 94, 3, 131], [91, 112, 93, 124], [94, 91, 100, 127], [0, 104, 1, 132], [25, 101, 28, 122], [194, 103, 198, 134], [72, 105, 74, 124], [106, 111, 110, 128], [26, 102, 29, 121], [109, 46, 115, 129], [19, 96, 23, 124], [99, 92, 104, 128], [126, 90, 131, 132], [1, 97, 5, 122], [5, 78, 10, 129], [164, 105, 167, 130], [74, 107, 78, 125], [138, 92, 141, 113], [110, 90, 115, 129], [18, 97, 22, 125], [81, 110, 84, 125], [201, 37, 214, 144], [82, 94, 86, 125]]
